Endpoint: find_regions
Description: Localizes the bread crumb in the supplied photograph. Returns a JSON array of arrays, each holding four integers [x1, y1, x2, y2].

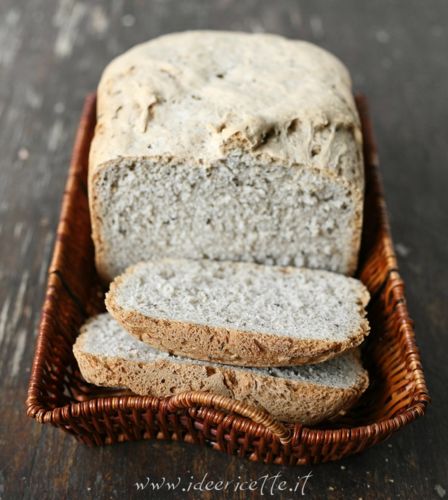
[[375, 30, 390, 43], [18, 148, 29, 160], [121, 14, 135, 27], [396, 243, 410, 257], [435, 485, 446, 498], [54, 102, 65, 114]]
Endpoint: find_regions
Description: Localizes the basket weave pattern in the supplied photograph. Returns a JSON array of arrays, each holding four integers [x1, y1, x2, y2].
[[26, 95, 429, 465]]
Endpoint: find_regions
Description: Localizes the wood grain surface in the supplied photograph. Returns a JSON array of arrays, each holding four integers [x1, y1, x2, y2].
[[0, 1, 447, 498]]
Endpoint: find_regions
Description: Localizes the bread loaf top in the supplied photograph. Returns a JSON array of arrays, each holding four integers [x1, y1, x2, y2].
[[91, 30, 363, 188]]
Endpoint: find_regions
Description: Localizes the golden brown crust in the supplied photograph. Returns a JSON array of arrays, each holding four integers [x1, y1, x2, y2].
[[105, 271, 370, 367], [74, 333, 369, 425], [87, 157, 112, 284], [89, 33, 364, 282]]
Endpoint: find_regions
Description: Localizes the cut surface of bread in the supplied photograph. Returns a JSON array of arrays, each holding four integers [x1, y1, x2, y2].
[[73, 314, 369, 424], [106, 259, 370, 366], [89, 31, 364, 282]]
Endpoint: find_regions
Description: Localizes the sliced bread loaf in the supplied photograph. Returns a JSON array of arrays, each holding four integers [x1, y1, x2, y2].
[[89, 31, 364, 282], [73, 314, 369, 424], [105, 259, 370, 367]]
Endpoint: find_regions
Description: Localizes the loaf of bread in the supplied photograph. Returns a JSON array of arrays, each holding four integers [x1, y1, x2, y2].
[[105, 259, 370, 367], [89, 31, 364, 282], [73, 314, 369, 424]]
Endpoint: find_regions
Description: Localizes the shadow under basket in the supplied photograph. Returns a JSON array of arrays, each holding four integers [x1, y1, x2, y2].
[[26, 94, 429, 465]]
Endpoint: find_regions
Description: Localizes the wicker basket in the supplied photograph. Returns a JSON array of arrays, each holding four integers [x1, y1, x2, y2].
[[26, 94, 429, 465]]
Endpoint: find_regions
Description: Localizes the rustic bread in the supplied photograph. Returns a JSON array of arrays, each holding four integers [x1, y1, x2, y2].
[[73, 313, 369, 424], [105, 259, 370, 367], [89, 31, 364, 282]]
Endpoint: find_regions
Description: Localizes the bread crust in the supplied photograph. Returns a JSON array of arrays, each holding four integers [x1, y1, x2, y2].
[[105, 268, 370, 367], [74, 330, 369, 425], [89, 31, 365, 283]]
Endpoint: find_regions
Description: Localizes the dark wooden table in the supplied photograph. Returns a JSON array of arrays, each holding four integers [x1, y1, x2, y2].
[[1, 1, 447, 498]]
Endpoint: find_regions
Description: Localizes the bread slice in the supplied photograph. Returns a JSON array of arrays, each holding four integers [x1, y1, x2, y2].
[[105, 259, 370, 367], [73, 313, 369, 424], [89, 31, 364, 282]]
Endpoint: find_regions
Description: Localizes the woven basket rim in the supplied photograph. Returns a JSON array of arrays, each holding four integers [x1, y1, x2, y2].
[[26, 93, 430, 448]]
